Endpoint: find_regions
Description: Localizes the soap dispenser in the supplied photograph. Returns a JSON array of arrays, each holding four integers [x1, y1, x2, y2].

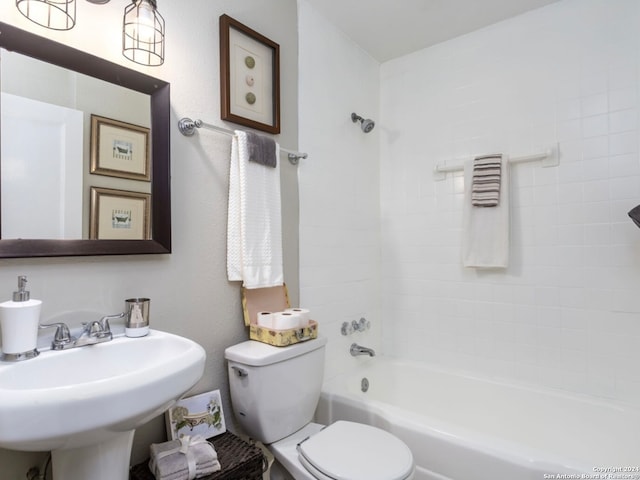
[[0, 276, 42, 361]]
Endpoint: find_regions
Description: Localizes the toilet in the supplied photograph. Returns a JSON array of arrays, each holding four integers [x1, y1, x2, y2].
[[224, 336, 414, 480]]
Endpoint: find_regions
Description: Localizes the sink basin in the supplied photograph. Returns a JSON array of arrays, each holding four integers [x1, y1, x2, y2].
[[0, 329, 206, 480]]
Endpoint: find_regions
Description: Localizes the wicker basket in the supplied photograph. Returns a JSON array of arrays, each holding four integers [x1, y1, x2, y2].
[[129, 431, 265, 480]]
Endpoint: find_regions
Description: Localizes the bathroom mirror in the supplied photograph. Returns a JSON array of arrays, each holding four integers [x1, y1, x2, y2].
[[0, 22, 171, 258]]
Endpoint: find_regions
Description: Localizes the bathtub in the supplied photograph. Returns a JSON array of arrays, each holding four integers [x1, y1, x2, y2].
[[315, 358, 640, 480]]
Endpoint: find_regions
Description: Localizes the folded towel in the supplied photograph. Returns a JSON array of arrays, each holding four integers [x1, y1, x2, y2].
[[245, 131, 277, 168], [149, 435, 221, 480], [227, 130, 284, 288], [471, 154, 502, 207], [462, 158, 510, 268]]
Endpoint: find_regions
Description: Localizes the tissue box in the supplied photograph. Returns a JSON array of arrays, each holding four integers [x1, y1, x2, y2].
[[241, 285, 318, 347]]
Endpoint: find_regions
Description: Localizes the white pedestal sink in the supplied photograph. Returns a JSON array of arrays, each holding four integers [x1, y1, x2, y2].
[[0, 329, 206, 480]]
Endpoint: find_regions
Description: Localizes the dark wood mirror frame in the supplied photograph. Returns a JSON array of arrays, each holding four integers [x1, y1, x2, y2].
[[0, 22, 171, 258]]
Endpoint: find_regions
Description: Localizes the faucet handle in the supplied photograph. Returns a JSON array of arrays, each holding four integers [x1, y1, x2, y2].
[[39, 322, 76, 350], [341, 321, 354, 336], [99, 312, 125, 333], [84, 321, 104, 336], [352, 317, 370, 332]]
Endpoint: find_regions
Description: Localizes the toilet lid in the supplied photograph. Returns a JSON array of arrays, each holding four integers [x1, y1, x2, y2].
[[297, 421, 414, 480]]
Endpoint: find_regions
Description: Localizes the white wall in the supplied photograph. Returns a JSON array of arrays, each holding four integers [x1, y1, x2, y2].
[[297, 0, 382, 381], [0, 1, 298, 477], [380, 0, 640, 405]]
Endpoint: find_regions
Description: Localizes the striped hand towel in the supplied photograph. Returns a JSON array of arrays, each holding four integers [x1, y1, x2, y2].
[[471, 154, 502, 207]]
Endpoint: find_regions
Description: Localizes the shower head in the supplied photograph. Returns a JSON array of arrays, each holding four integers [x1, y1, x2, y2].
[[351, 112, 375, 133]]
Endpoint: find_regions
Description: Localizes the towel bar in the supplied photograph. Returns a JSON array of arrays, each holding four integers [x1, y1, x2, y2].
[[178, 117, 308, 165], [433, 143, 559, 181]]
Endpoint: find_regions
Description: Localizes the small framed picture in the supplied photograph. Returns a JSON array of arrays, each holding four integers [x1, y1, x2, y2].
[[90, 114, 151, 181], [89, 187, 151, 240], [219, 14, 280, 134], [166, 390, 227, 440]]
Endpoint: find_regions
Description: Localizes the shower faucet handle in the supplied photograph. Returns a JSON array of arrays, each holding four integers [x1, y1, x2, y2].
[[352, 317, 370, 332], [341, 318, 370, 335], [341, 321, 354, 336]]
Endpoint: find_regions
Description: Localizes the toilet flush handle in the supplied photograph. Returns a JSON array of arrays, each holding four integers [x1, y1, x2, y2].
[[231, 365, 248, 377]]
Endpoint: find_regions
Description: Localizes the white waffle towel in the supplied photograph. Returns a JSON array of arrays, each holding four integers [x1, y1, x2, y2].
[[227, 130, 284, 288]]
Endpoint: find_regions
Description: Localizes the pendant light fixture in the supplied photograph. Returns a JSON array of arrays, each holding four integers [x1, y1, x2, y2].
[[15, 0, 76, 31], [14, 0, 166, 67], [122, 0, 165, 66]]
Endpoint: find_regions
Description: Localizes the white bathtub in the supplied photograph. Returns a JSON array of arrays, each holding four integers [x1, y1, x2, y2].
[[316, 358, 640, 480]]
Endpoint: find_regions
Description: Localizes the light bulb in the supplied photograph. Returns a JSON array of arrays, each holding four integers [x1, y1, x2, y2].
[[131, 1, 156, 43]]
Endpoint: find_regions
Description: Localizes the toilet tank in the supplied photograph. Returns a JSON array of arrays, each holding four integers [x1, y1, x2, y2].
[[225, 337, 327, 444]]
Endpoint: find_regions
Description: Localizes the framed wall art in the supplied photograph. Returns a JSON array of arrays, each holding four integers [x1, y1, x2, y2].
[[90, 114, 151, 181], [219, 14, 280, 134], [165, 390, 227, 440], [89, 187, 151, 240]]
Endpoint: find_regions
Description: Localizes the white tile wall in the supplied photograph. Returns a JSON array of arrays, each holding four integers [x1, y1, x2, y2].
[[299, 0, 640, 405], [380, 0, 640, 405], [298, 0, 382, 381]]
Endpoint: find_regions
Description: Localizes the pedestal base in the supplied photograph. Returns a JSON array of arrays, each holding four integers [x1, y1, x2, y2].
[[51, 430, 134, 480]]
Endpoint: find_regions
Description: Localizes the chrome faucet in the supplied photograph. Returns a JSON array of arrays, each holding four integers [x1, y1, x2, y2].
[[39, 322, 75, 350], [40, 312, 124, 350], [350, 343, 375, 357], [75, 312, 125, 346]]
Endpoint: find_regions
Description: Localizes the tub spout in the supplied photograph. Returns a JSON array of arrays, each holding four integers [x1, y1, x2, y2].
[[350, 343, 375, 357]]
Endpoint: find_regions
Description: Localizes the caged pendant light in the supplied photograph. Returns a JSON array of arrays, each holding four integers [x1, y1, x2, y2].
[[122, 0, 165, 66], [15, 0, 76, 31]]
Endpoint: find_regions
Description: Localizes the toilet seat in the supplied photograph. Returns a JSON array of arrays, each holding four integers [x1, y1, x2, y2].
[[296, 421, 414, 480]]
